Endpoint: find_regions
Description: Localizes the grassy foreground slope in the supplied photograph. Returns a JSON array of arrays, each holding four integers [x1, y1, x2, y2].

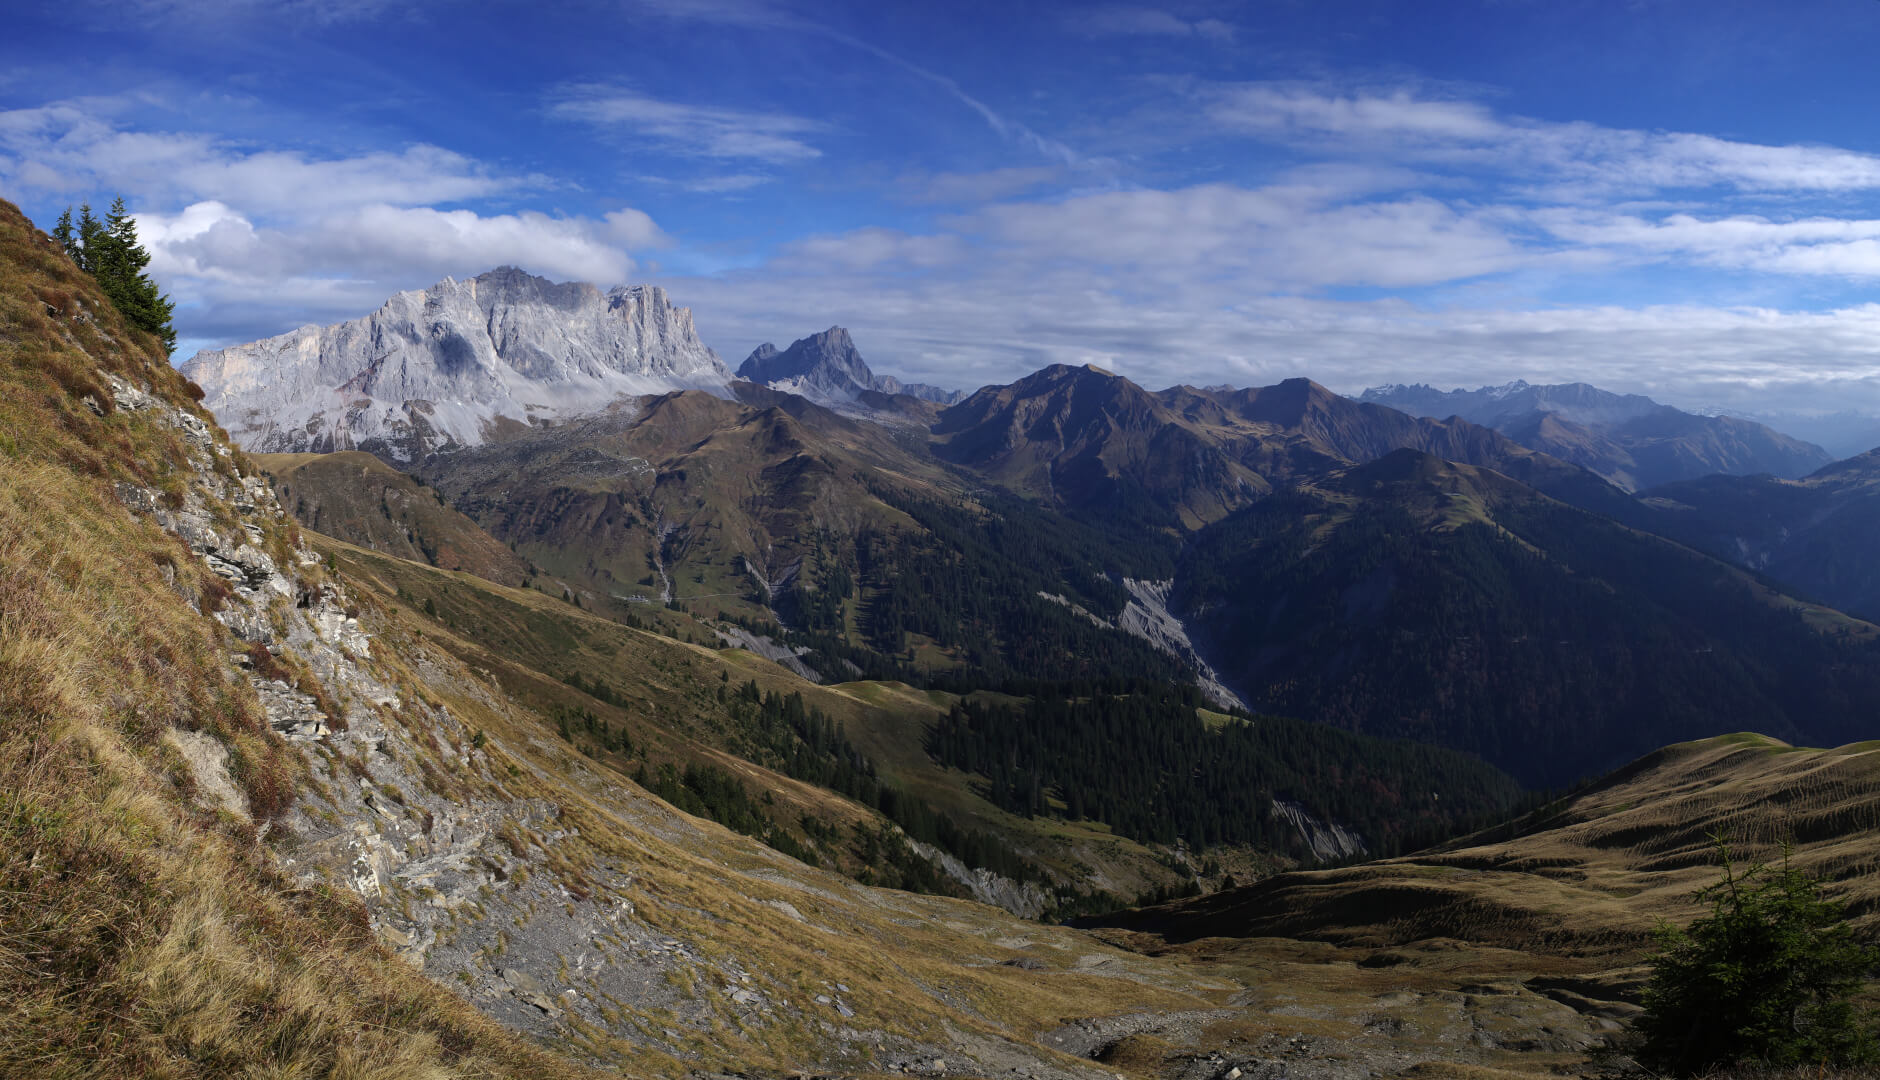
[[0, 196, 1243, 1079], [0, 198, 583, 1076]]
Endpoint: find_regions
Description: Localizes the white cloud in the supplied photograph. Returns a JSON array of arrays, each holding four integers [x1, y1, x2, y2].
[[1, 100, 672, 350], [550, 88, 823, 162], [778, 228, 968, 271], [959, 183, 1529, 288], [653, 171, 1880, 416], [1215, 84, 1504, 142], [669, 246, 1880, 417], [683, 174, 772, 193], [133, 199, 669, 344], [0, 101, 521, 215], [1536, 210, 1880, 277]]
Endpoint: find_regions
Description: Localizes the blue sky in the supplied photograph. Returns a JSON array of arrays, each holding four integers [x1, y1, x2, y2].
[[6, 0, 1880, 418]]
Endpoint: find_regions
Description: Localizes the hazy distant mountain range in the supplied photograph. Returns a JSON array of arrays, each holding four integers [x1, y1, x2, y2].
[[1361, 380, 1832, 491]]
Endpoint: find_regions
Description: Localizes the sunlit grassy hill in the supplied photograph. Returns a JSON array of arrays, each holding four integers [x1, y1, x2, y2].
[[1093, 733, 1880, 954]]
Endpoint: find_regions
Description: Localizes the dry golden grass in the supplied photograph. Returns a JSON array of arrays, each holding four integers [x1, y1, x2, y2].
[[0, 196, 592, 1078], [296, 541, 1245, 1078], [1100, 733, 1880, 960]]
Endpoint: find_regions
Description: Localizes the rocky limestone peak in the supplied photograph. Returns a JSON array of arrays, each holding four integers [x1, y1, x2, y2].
[[737, 326, 964, 406], [181, 268, 733, 461]]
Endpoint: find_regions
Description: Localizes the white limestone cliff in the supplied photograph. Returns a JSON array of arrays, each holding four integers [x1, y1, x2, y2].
[[182, 267, 733, 460]]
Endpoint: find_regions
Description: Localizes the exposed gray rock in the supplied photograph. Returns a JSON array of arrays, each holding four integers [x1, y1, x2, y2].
[[1114, 578, 1246, 712], [1272, 799, 1366, 862], [1037, 579, 1246, 712], [714, 625, 821, 682], [905, 838, 1051, 919], [738, 327, 963, 406], [182, 267, 733, 461], [165, 729, 251, 820]]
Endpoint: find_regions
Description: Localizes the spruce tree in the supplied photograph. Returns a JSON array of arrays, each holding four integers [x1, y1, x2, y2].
[[99, 198, 177, 355], [52, 208, 74, 256], [1636, 840, 1878, 1074], [74, 203, 102, 273], [51, 197, 177, 355]]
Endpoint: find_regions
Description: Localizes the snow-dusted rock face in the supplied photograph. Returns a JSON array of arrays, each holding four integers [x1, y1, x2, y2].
[[738, 326, 963, 405], [181, 267, 733, 461]]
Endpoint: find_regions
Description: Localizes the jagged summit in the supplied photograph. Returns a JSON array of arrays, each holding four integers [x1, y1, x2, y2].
[[737, 326, 963, 405], [181, 267, 733, 461]]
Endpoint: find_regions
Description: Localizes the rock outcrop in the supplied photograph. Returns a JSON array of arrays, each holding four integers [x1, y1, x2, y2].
[[738, 326, 963, 405], [182, 267, 732, 461]]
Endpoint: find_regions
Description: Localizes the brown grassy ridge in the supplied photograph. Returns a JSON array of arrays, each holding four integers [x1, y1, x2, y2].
[[254, 451, 531, 587], [1091, 733, 1880, 958], [0, 196, 592, 1077]]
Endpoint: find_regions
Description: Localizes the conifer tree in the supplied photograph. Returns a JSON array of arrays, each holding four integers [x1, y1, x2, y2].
[[51, 197, 177, 355], [1636, 840, 1878, 1073]]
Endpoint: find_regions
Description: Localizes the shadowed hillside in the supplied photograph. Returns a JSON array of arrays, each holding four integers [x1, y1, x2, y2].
[[1644, 448, 1880, 622], [1177, 451, 1880, 785]]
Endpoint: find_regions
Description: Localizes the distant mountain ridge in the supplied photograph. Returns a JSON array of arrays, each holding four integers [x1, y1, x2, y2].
[[182, 267, 732, 461], [935, 364, 1635, 529], [1361, 380, 1831, 491], [1642, 447, 1880, 621], [738, 326, 964, 405]]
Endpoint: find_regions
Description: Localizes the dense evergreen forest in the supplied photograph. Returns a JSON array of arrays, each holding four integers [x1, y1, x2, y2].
[[778, 483, 1187, 688], [1177, 489, 1880, 786], [560, 671, 1043, 892], [925, 679, 1528, 858]]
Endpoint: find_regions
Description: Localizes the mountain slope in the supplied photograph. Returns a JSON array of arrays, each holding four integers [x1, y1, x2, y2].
[[1643, 448, 1880, 621], [414, 384, 1196, 691], [8, 194, 1299, 1080], [934, 366, 1638, 530], [256, 450, 531, 585], [738, 326, 963, 404], [1090, 732, 1880, 952], [1363, 380, 1832, 490], [0, 197, 591, 1077], [1176, 450, 1880, 786], [1074, 733, 1880, 1078], [182, 267, 731, 461]]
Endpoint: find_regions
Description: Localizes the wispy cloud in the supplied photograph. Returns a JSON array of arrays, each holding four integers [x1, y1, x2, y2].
[[1072, 6, 1235, 42], [626, 0, 1088, 167], [1210, 82, 1880, 195], [1536, 210, 1880, 277], [900, 166, 1062, 205], [549, 87, 823, 162]]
